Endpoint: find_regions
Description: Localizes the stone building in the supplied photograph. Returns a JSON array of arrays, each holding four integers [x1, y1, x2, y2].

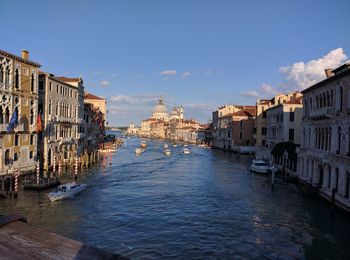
[[126, 123, 140, 135], [84, 92, 107, 124], [38, 73, 83, 170], [298, 64, 350, 209], [0, 49, 41, 175]]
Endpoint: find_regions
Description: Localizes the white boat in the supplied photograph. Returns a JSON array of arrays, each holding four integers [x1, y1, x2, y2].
[[135, 148, 144, 155], [172, 143, 177, 147], [164, 149, 171, 156], [248, 159, 270, 174], [140, 141, 147, 149], [164, 144, 169, 149], [48, 182, 86, 201], [182, 148, 190, 154], [183, 144, 188, 147]]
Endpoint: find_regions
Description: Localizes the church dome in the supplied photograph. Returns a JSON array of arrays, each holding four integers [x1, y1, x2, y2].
[[153, 97, 168, 114]]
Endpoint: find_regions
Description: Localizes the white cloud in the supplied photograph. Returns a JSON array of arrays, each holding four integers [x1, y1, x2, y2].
[[100, 80, 110, 87], [241, 90, 259, 97], [160, 70, 177, 76], [240, 48, 348, 99], [109, 94, 159, 104], [181, 72, 191, 78], [279, 48, 348, 91]]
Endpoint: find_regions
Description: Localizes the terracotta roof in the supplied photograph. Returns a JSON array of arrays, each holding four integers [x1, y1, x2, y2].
[[54, 76, 81, 82], [84, 92, 105, 100], [232, 108, 256, 117], [0, 49, 41, 67], [284, 96, 303, 104]]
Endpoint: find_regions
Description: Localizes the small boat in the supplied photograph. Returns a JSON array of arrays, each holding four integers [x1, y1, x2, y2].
[[140, 141, 147, 149], [164, 149, 171, 156], [248, 159, 270, 174], [183, 144, 188, 147], [172, 143, 177, 147], [182, 148, 190, 154], [164, 144, 169, 149], [198, 144, 206, 147], [135, 148, 144, 155], [48, 182, 86, 201]]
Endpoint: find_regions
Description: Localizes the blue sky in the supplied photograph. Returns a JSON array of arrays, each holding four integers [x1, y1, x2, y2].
[[1, 0, 349, 126]]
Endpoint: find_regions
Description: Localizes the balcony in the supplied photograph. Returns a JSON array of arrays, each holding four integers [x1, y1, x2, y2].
[[59, 137, 75, 144], [309, 107, 333, 119], [0, 124, 9, 132], [14, 123, 24, 132], [29, 125, 35, 132]]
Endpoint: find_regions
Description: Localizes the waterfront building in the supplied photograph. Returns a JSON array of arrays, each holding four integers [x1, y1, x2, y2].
[[150, 120, 168, 139], [139, 118, 157, 138], [298, 64, 350, 209], [170, 106, 184, 120], [255, 92, 303, 160], [126, 123, 140, 135], [84, 92, 107, 125], [38, 73, 83, 171], [0, 49, 41, 175]]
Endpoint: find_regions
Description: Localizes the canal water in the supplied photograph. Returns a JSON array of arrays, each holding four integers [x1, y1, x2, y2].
[[1, 136, 350, 259]]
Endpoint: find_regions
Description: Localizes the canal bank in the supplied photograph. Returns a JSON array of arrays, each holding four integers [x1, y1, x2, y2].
[[1, 137, 350, 259]]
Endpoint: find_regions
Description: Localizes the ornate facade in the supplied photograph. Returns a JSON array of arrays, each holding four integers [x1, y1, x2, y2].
[[0, 49, 41, 175], [298, 64, 350, 208]]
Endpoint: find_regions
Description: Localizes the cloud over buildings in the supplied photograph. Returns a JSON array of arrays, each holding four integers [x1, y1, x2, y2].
[[160, 70, 177, 76]]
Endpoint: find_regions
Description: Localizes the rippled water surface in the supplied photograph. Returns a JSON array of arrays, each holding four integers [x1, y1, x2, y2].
[[1, 136, 350, 259]]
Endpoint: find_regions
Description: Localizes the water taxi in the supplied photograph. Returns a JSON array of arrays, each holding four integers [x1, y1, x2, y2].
[[182, 148, 190, 154], [48, 182, 86, 201], [135, 148, 144, 155], [140, 141, 147, 149], [164, 149, 171, 156], [248, 159, 270, 174]]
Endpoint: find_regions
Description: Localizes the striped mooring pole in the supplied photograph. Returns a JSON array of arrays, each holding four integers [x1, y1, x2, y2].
[[58, 160, 62, 177], [15, 169, 19, 194], [36, 161, 40, 185], [75, 156, 78, 176], [53, 155, 56, 174]]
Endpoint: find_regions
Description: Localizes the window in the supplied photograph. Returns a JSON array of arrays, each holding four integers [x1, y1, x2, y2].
[[49, 82, 52, 91], [29, 151, 33, 159], [340, 86, 343, 112], [240, 132, 243, 139], [30, 134, 34, 145], [289, 110, 294, 122], [14, 153, 18, 161], [262, 140, 266, 146], [289, 129, 294, 141], [39, 81, 44, 90], [240, 120, 243, 127], [337, 127, 341, 154], [261, 127, 267, 135], [15, 135, 19, 146], [335, 168, 339, 192], [5, 149, 10, 165], [22, 134, 28, 142], [15, 68, 19, 89], [30, 74, 35, 92]]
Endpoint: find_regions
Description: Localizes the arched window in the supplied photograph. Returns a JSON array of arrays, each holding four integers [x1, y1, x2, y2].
[[329, 127, 332, 151], [56, 102, 59, 115], [49, 100, 52, 115], [321, 128, 325, 150], [319, 94, 322, 108], [340, 86, 343, 112], [310, 97, 313, 110], [323, 93, 326, 108], [316, 95, 319, 108], [335, 168, 339, 192], [330, 90, 334, 107], [0, 66, 3, 83], [326, 91, 330, 106], [30, 74, 34, 92], [15, 68, 19, 89], [337, 127, 341, 154], [5, 67, 10, 84], [5, 107, 10, 123], [30, 109, 34, 125], [0, 106, 3, 124]]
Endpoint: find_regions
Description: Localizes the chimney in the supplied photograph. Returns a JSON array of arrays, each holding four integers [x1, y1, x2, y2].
[[325, 69, 334, 78], [21, 49, 29, 59]]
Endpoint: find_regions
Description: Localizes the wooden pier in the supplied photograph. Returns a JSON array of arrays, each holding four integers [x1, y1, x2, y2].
[[23, 176, 61, 190], [0, 214, 127, 259]]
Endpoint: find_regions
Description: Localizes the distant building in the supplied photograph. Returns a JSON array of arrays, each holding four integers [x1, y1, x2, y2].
[[298, 64, 350, 209], [126, 123, 140, 135], [151, 96, 169, 121], [84, 92, 107, 124]]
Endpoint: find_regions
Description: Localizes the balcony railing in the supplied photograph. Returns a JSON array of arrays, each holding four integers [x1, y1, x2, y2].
[[309, 107, 333, 119]]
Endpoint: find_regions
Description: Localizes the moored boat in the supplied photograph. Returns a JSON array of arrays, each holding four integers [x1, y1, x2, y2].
[[48, 182, 87, 201], [248, 159, 270, 174], [164, 144, 169, 149], [164, 149, 171, 156], [140, 141, 147, 149], [135, 148, 144, 155]]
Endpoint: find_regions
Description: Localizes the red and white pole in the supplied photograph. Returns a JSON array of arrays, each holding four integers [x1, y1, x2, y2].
[[53, 155, 56, 174], [15, 169, 19, 193], [58, 160, 62, 177], [36, 161, 40, 185], [75, 156, 78, 176]]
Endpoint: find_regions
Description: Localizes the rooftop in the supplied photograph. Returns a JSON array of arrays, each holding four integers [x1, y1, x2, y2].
[[0, 49, 41, 67], [84, 92, 105, 100]]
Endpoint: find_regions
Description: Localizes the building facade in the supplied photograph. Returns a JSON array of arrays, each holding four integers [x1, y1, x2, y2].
[[38, 73, 83, 171], [0, 49, 41, 175], [298, 64, 350, 208]]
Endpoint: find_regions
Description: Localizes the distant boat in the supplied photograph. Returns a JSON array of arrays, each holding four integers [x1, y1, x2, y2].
[[248, 159, 270, 174], [48, 182, 86, 201], [135, 148, 144, 155], [140, 141, 147, 149], [183, 144, 188, 147], [172, 143, 177, 147], [164, 144, 168, 149], [164, 149, 171, 156], [182, 148, 190, 154]]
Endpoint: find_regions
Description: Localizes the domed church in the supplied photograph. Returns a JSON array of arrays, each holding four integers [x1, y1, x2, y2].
[[152, 96, 169, 121]]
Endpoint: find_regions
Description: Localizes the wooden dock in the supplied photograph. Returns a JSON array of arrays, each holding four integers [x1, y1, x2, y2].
[[0, 215, 127, 259], [23, 177, 61, 190]]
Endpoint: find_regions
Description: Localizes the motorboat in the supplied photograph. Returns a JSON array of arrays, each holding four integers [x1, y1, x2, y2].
[[140, 141, 147, 149], [172, 143, 177, 147], [135, 148, 144, 155], [182, 148, 190, 154], [248, 159, 270, 174], [164, 144, 169, 149], [164, 149, 171, 156], [183, 144, 188, 147], [48, 182, 86, 201]]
